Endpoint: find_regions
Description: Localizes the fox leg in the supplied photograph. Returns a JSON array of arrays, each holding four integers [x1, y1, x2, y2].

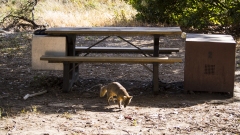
[[109, 97, 117, 103], [117, 99, 122, 109], [108, 97, 115, 103], [107, 95, 113, 105]]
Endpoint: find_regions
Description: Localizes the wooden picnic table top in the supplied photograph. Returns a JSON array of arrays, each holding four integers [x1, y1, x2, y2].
[[45, 27, 182, 36]]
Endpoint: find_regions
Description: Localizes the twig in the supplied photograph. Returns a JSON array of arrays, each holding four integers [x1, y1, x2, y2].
[[86, 84, 102, 91], [23, 90, 47, 100], [122, 130, 130, 135]]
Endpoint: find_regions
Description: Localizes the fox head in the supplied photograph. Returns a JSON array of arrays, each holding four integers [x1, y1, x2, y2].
[[123, 96, 133, 108]]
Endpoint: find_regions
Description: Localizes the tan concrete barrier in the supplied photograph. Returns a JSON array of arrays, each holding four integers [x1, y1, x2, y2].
[[31, 35, 66, 70]]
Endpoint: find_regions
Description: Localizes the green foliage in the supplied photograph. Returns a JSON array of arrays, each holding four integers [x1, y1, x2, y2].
[[227, 2, 240, 28], [125, 0, 240, 31], [125, 0, 183, 24]]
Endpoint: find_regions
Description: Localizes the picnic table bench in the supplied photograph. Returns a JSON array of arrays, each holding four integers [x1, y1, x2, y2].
[[40, 56, 182, 64], [76, 47, 179, 56], [40, 27, 183, 94]]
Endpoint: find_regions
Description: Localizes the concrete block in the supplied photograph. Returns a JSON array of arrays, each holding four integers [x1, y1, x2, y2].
[[32, 35, 66, 70]]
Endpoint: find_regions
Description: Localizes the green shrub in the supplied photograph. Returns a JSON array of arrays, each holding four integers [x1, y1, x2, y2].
[[125, 0, 240, 32], [125, 0, 184, 25]]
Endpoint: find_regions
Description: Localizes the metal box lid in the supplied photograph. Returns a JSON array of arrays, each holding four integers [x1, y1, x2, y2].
[[186, 34, 236, 43]]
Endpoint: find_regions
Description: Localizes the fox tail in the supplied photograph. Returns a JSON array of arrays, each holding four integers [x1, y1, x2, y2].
[[100, 86, 107, 97]]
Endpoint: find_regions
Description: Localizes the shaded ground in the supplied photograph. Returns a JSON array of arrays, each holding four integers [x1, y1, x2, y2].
[[0, 32, 239, 134]]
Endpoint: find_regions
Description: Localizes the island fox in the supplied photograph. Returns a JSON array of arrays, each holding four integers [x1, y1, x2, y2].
[[100, 82, 133, 108]]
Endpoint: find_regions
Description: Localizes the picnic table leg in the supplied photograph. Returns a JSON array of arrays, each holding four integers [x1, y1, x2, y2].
[[153, 35, 160, 95], [63, 62, 70, 92], [62, 35, 79, 92]]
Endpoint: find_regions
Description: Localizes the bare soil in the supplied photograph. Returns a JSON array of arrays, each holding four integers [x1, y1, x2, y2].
[[0, 32, 239, 134]]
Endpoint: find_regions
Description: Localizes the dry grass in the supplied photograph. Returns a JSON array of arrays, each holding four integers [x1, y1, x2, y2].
[[0, 0, 139, 27], [33, 0, 138, 27]]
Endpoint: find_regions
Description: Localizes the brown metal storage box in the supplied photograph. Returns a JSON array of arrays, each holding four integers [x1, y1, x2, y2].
[[184, 34, 236, 95]]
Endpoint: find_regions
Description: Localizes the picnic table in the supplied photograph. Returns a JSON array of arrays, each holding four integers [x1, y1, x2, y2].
[[40, 27, 182, 94]]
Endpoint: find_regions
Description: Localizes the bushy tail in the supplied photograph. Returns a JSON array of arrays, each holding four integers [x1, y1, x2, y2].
[[100, 86, 107, 97]]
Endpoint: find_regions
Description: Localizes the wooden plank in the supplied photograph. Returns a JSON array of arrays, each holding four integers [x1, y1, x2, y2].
[[75, 47, 179, 54], [45, 27, 182, 36], [40, 56, 182, 64]]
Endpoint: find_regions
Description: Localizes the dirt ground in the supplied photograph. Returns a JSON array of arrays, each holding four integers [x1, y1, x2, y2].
[[0, 32, 240, 134]]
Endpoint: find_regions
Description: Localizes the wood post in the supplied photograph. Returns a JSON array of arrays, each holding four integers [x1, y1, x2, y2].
[[153, 35, 160, 95]]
